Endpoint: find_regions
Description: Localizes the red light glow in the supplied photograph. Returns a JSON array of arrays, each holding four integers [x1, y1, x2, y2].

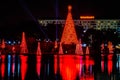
[[54, 55, 57, 74], [60, 55, 77, 80], [107, 55, 113, 75], [36, 56, 41, 76], [1, 55, 5, 79], [101, 60, 104, 72], [20, 56, 28, 80], [1, 63, 5, 79]]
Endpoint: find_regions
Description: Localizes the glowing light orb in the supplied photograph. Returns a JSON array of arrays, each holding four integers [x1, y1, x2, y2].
[[68, 5, 72, 11]]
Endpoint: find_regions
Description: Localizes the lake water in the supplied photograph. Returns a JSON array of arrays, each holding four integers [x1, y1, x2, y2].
[[0, 53, 120, 80]]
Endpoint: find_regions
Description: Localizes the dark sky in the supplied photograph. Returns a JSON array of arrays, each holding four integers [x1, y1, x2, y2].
[[0, 0, 119, 36]]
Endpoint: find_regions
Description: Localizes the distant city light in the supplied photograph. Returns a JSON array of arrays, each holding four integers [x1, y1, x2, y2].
[[105, 44, 107, 46], [82, 43, 87, 47], [13, 41, 16, 44], [36, 38, 41, 41], [83, 30, 87, 33], [8, 41, 11, 44], [18, 41, 21, 44]]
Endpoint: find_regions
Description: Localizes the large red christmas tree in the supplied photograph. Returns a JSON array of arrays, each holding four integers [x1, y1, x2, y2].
[[61, 5, 78, 44]]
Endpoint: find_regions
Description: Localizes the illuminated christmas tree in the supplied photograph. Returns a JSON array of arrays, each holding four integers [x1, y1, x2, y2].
[[0, 39, 5, 55], [61, 5, 78, 44], [36, 41, 41, 55], [86, 46, 90, 55], [20, 32, 28, 54], [1, 39, 5, 49], [107, 41, 114, 53], [59, 42, 63, 54], [75, 39, 83, 55]]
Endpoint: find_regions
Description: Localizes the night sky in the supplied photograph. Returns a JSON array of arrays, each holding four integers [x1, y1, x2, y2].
[[0, 0, 119, 37]]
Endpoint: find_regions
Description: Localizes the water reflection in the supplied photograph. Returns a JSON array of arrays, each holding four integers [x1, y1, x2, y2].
[[54, 55, 95, 80], [116, 54, 120, 72], [36, 55, 41, 79], [1, 55, 5, 80], [59, 55, 78, 80], [7, 55, 11, 78], [20, 55, 28, 80], [40, 54, 54, 80], [12, 55, 15, 77], [80, 56, 94, 80], [101, 57, 105, 72], [0, 53, 120, 80], [107, 54, 113, 75]]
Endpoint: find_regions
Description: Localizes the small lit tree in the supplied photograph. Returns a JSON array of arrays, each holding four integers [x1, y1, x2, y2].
[[20, 32, 28, 54]]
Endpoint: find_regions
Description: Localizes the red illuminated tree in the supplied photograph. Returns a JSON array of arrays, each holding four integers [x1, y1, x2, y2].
[[75, 39, 83, 55], [61, 5, 78, 44], [20, 32, 28, 54], [59, 42, 63, 54], [1, 39, 5, 49], [86, 46, 89, 55], [36, 41, 41, 55]]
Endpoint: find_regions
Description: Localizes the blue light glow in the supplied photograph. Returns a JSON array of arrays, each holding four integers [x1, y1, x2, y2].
[[82, 44, 87, 47], [8, 55, 11, 77]]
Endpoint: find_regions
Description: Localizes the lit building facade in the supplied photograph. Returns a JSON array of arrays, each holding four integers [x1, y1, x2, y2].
[[38, 19, 120, 31]]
